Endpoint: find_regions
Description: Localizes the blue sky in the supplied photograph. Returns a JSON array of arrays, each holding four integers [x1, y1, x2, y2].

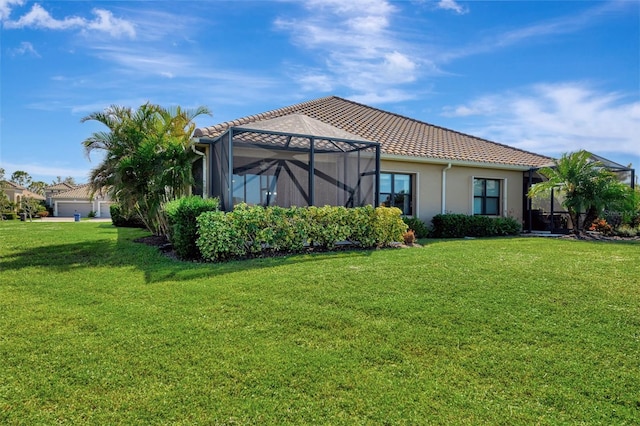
[[1, 0, 639, 184]]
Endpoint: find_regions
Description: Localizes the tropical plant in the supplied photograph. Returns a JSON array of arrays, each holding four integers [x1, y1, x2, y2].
[[82, 103, 211, 236], [528, 150, 629, 234]]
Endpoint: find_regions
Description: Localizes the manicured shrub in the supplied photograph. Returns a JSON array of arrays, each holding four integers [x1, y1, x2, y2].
[[110, 204, 146, 228], [492, 217, 522, 236], [306, 205, 352, 249], [165, 196, 219, 260], [196, 205, 407, 262], [430, 214, 469, 238], [402, 216, 429, 238], [2, 212, 18, 220], [196, 210, 246, 262], [431, 213, 521, 238], [345, 205, 378, 248], [374, 207, 408, 245], [260, 206, 309, 252], [226, 203, 269, 255]]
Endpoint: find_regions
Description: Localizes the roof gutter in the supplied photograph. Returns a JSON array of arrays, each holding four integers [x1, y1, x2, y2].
[[382, 153, 552, 171]]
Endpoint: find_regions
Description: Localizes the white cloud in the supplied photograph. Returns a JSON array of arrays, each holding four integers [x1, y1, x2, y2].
[[9, 41, 39, 57], [2, 3, 135, 38], [3, 3, 85, 30], [296, 72, 335, 92], [437, 0, 468, 15], [84, 9, 135, 39], [275, 0, 425, 102], [383, 51, 416, 83], [89, 45, 190, 77], [443, 82, 640, 158], [350, 89, 418, 105], [0, 0, 24, 20]]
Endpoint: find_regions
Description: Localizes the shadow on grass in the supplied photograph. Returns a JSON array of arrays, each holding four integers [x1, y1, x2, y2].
[[0, 223, 375, 284]]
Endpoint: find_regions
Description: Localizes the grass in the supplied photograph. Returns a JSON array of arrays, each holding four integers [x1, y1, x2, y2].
[[1, 221, 639, 425]]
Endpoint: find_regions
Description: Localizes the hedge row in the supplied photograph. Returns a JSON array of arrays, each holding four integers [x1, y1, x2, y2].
[[430, 213, 521, 238], [196, 204, 408, 262], [165, 196, 220, 260]]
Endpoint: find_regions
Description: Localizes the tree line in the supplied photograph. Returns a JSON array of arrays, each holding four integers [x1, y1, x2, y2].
[[0, 168, 76, 195]]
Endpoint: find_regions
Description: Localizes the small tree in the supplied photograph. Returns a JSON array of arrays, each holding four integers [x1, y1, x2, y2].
[[0, 168, 7, 220], [28, 181, 48, 196], [21, 197, 42, 221], [10, 170, 32, 188], [528, 150, 629, 234], [0, 192, 9, 221], [52, 176, 77, 186]]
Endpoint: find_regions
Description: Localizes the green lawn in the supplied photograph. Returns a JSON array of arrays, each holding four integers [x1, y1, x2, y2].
[[1, 221, 639, 425]]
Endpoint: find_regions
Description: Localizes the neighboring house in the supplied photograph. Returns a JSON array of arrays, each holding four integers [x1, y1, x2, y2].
[[51, 184, 113, 218], [1, 180, 46, 206], [44, 182, 76, 208], [192, 96, 555, 228]]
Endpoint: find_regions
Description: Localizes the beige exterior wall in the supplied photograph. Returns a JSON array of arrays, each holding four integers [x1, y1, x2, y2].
[[380, 159, 526, 226]]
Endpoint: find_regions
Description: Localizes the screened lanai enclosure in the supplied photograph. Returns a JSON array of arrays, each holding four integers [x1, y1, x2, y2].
[[523, 153, 636, 233], [194, 115, 380, 211]]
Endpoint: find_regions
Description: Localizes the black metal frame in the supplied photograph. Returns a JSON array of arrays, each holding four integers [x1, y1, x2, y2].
[[198, 126, 381, 211]]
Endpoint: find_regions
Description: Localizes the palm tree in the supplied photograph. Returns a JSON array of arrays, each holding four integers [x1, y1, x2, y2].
[[82, 103, 211, 235], [528, 150, 628, 234]]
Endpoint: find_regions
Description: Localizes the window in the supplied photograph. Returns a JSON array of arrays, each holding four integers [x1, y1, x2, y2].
[[233, 173, 277, 206], [380, 173, 413, 215], [192, 156, 204, 196], [473, 178, 501, 215]]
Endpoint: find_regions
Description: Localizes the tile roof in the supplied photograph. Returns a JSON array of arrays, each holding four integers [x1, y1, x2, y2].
[[195, 96, 553, 168], [1, 180, 26, 190], [237, 114, 374, 143], [53, 183, 109, 200], [46, 182, 75, 191], [1, 181, 45, 200]]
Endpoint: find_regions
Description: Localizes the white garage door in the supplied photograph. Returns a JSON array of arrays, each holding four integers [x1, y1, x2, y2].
[[99, 202, 112, 218], [57, 202, 93, 217]]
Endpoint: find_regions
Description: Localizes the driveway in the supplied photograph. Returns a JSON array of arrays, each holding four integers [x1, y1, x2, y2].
[[37, 217, 112, 223]]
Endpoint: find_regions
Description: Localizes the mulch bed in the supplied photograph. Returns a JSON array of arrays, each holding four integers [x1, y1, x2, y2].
[[558, 233, 640, 242], [133, 235, 418, 262]]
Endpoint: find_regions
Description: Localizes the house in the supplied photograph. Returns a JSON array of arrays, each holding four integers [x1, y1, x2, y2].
[[51, 184, 113, 218], [192, 96, 557, 227], [44, 182, 75, 208], [1, 180, 46, 206]]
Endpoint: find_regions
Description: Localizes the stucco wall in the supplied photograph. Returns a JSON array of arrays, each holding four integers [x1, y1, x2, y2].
[[380, 159, 526, 226]]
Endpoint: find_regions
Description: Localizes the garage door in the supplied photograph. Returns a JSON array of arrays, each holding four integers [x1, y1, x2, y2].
[[56, 202, 93, 217], [99, 202, 112, 218]]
